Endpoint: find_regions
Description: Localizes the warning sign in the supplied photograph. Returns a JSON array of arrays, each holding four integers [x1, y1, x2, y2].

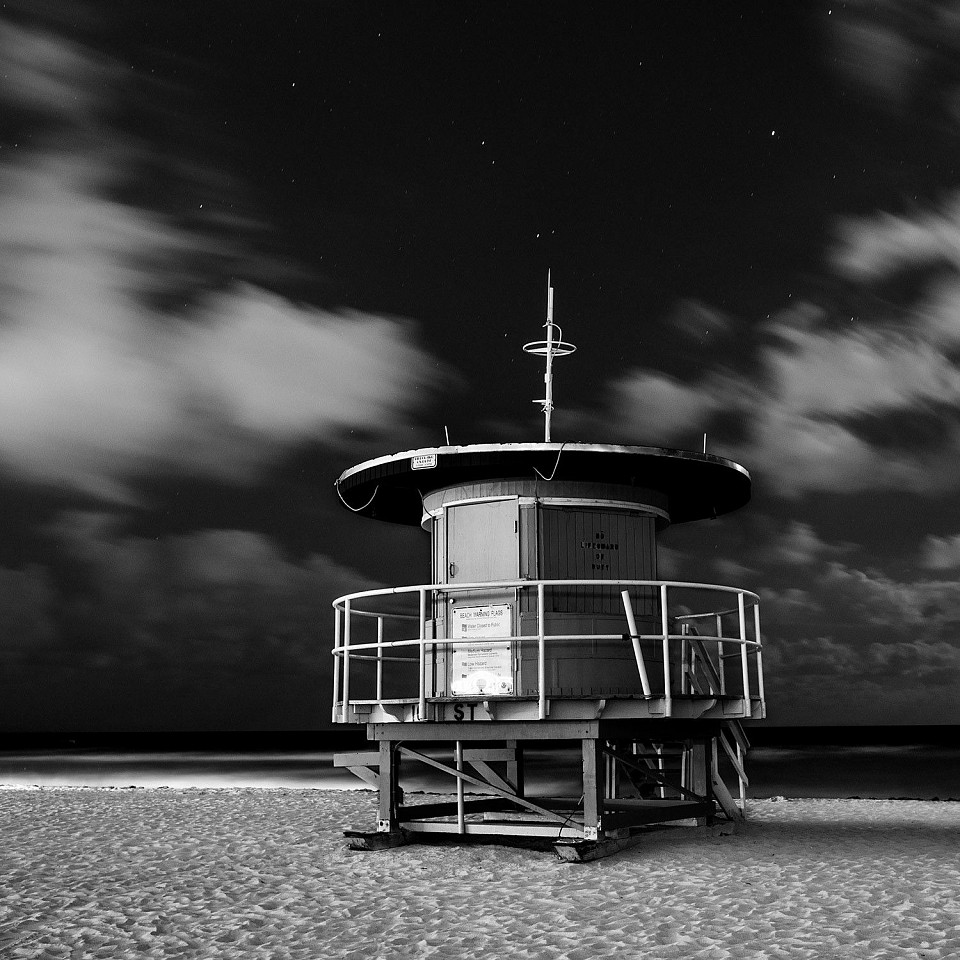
[[451, 604, 514, 696]]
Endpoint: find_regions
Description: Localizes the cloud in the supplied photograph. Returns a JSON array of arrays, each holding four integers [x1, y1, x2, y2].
[[598, 195, 960, 496], [758, 586, 823, 619], [0, 14, 102, 121], [825, 1, 960, 123], [832, 200, 960, 285], [44, 511, 377, 657], [827, 3, 926, 111], [0, 161, 441, 498], [740, 308, 960, 494], [600, 322, 928, 495], [669, 298, 736, 344], [1, 511, 384, 726], [0, 20, 447, 503], [181, 287, 441, 446], [606, 371, 725, 444], [0, 564, 57, 659], [766, 521, 832, 567], [920, 533, 960, 570]]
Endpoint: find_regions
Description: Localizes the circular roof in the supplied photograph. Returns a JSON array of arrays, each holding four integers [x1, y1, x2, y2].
[[334, 442, 750, 526]]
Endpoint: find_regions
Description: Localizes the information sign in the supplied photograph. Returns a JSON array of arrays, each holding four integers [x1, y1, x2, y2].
[[450, 604, 514, 696]]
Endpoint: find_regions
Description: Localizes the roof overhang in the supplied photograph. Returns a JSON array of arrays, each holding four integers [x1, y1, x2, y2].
[[334, 442, 750, 526]]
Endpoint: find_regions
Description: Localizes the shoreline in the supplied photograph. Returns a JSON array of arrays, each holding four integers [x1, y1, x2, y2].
[[2, 783, 959, 802]]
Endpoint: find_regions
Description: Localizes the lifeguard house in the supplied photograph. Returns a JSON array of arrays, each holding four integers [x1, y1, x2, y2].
[[331, 279, 765, 860]]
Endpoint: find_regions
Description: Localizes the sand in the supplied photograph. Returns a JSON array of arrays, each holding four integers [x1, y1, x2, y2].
[[0, 790, 958, 959]]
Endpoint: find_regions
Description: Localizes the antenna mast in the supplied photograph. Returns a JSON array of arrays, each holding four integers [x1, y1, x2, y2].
[[523, 271, 576, 441]]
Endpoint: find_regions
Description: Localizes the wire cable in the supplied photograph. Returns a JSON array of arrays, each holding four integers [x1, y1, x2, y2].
[[533, 442, 566, 481], [334, 480, 379, 513], [555, 793, 585, 840]]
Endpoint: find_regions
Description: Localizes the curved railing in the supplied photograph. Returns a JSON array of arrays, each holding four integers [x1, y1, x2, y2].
[[331, 579, 763, 723]]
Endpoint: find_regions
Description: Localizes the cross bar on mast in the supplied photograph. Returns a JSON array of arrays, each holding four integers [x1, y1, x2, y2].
[[523, 270, 576, 441]]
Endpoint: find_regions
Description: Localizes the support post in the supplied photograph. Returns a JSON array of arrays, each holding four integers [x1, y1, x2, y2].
[[689, 739, 710, 826], [456, 741, 465, 834], [506, 740, 524, 797], [582, 738, 604, 841], [377, 740, 400, 832]]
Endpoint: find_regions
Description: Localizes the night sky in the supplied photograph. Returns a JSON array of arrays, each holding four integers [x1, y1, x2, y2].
[[2, 1, 960, 731]]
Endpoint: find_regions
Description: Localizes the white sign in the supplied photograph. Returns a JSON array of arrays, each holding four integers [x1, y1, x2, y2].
[[452, 604, 512, 638], [411, 454, 437, 470], [451, 604, 514, 696]]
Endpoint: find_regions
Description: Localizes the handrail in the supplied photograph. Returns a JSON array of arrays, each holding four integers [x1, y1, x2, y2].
[[675, 608, 748, 622], [332, 631, 761, 656], [330, 577, 763, 723], [332, 577, 760, 611]]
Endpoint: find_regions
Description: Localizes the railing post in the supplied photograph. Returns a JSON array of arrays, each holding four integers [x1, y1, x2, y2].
[[332, 606, 341, 724], [657, 743, 666, 799], [660, 583, 671, 716], [681, 631, 690, 695], [341, 599, 351, 724], [738, 591, 750, 701], [537, 582, 547, 720], [716, 613, 725, 694], [418, 588, 428, 721], [754, 601, 765, 713], [376, 615, 384, 703]]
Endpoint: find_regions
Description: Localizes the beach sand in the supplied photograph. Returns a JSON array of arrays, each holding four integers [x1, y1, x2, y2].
[[0, 790, 958, 959]]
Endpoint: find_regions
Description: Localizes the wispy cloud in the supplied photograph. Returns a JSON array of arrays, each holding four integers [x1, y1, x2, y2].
[[0, 513, 378, 725], [757, 551, 960, 722], [0, 13, 102, 121], [825, 0, 960, 123], [0, 14, 447, 503], [0, 564, 56, 661], [589, 4, 960, 499], [44, 510, 376, 657], [607, 371, 724, 444], [0, 151, 443, 500], [919, 533, 960, 570], [597, 206, 960, 496]]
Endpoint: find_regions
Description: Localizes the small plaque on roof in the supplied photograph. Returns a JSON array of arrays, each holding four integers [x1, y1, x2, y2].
[[411, 454, 437, 470]]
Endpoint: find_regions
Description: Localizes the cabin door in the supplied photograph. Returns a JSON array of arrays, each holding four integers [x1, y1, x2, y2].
[[446, 499, 519, 585], [443, 499, 519, 696]]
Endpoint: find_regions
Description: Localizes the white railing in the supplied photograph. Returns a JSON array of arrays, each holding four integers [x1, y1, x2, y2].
[[330, 579, 763, 724]]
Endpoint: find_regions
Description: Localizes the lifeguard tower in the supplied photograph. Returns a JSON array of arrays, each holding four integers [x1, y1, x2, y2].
[[331, 279, 765, 860]]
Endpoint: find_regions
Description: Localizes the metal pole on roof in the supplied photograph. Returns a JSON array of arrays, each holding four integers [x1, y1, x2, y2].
[[523, 271, 576, 443], [544, 272, 555, 442]]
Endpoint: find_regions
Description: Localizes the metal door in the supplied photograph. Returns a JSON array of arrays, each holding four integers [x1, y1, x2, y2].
[[444, 499, 519, 696], [446, 499, 519, 585]]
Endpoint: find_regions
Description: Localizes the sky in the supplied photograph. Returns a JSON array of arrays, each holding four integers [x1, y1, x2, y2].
[[2, 1, 960, 731]]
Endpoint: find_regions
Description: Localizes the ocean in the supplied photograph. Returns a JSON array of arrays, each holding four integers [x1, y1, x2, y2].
[[1, 734, 958, 799]]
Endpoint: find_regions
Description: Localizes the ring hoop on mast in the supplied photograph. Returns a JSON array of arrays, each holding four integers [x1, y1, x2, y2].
[[522, 340, 577, 356]]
